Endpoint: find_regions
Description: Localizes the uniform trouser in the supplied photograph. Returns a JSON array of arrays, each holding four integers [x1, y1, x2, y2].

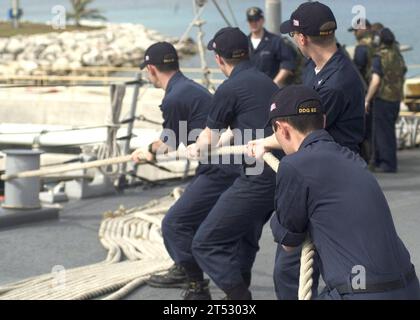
[[360, 109, 373, 163], [372, 98, 400, 172], [192, 174, 275, 294], [273, 244, 320, 300], [318, 276, 420, 300], [161, 171, 237, 280]]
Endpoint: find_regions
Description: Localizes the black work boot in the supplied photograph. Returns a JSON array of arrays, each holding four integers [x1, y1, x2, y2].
[[182, 279, 212, 300], [242, 272, 252, 288], [147, 264, 188, 288], [223, 283, 252, 300]]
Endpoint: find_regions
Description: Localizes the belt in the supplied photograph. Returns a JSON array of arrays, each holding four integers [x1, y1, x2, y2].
[[334, 268, 417, 295]]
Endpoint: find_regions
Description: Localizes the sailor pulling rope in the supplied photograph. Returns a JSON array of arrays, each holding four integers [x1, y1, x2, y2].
[[0, 144, 315, 300]]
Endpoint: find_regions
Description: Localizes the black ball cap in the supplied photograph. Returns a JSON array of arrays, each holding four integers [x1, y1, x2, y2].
[[280, 1, 337, 37], [267, 85, 323, 125], [140, 42, 178, 69], [247, 7, 264, 21], [380, 27, 395, 45], [207, 27, 249, 59]]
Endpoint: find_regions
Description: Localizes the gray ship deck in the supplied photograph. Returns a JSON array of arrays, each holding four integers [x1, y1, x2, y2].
[[1, 149, 420, 300]]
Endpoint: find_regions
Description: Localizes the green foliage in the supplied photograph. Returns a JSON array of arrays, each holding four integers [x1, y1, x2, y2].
[[67, 0, 107, 26]]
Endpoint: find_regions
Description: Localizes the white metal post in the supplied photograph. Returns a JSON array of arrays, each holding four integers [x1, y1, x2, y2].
[[265, 0, 281, 35]]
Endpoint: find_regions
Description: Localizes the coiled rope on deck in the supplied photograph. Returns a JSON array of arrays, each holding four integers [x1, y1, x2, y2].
[[0, 188, 183, 300]]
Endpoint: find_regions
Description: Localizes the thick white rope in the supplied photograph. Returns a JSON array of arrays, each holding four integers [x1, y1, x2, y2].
[[1, 145, 245, 181], [298, 238, 315, 300], [0, 147, 314, 300], [99, 187, 185, 300], [0, 191, 178, 300], [262, 152, 315, 300]]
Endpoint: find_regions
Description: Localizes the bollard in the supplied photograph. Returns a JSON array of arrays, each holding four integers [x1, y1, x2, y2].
[[2, 150, 42, 209], [0, 149, 60, 229]]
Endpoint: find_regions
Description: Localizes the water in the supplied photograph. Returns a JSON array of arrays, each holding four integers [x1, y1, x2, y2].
[[6, 0, 420, 76]]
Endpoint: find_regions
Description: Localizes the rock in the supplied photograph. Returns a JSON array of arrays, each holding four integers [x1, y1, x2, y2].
[[0, 53, 15, 61], [74, 33, 88, 41], [32, 36, 53, 47], [43, 53, 57, 62], [105, 31, 115, 43], [0, 65, 11, 75], [0, 22, 196, 76], [19, 60, 39, 73], [41, 44, 62, 56], [16, 68, 26, 76], [82, 48, 102, 66], [0, 39, 8, 52], [52, 57, 70, 70], [68, 61, 82, 69], [5, 38, 24, 55], [33, 45, 48, 59]]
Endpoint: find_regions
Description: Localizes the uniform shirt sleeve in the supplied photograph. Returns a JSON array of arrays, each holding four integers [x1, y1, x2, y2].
[[275, 38, 296, 72], [206, 85, 236, 130], [159, 99, 181, 147], [371, 55, 384, 77], [353, 45, 368, 72], [302, 58, 315, 84], [318, 86, 346, 130], [270, 161, 309, 247]]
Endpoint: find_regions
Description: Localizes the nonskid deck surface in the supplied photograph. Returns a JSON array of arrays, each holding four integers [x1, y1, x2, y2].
[[0, 149, 419, 300]]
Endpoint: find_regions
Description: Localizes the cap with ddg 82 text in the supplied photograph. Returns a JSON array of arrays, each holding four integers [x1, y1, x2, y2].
[[280, 1, 337, 37], [207, 27, 249, 59], [139, 42, 178, 69], [267, 85, 323, 125]]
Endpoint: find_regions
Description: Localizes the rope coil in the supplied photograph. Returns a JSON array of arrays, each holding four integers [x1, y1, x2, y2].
[[0, 191, 178, 300]]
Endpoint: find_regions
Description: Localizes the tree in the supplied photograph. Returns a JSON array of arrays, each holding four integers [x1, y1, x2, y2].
[[67, 0, 107, 27]]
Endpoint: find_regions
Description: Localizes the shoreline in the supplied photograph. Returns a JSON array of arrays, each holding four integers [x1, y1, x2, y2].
[[0, 21, 196, 76]]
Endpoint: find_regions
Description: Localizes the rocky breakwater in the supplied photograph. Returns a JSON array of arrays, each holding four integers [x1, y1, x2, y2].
[[0, 23, 196, 76]]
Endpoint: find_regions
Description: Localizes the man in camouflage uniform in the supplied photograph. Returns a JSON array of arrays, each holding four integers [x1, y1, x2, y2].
[[365, 28, 406, 173]]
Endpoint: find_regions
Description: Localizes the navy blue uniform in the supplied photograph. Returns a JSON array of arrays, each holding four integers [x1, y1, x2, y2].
[[354, 44, 374, 163], [191, 61, 280, 295], [160, 72, 239, 278], [302, 48, 365, 153], [275, 48, 366, 300], [249, 29, 296, 80], [354, 45, 369, 82], [271, 129, 420, 300], [160, 71, 210, 150], [370, 56, 400, 172]]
